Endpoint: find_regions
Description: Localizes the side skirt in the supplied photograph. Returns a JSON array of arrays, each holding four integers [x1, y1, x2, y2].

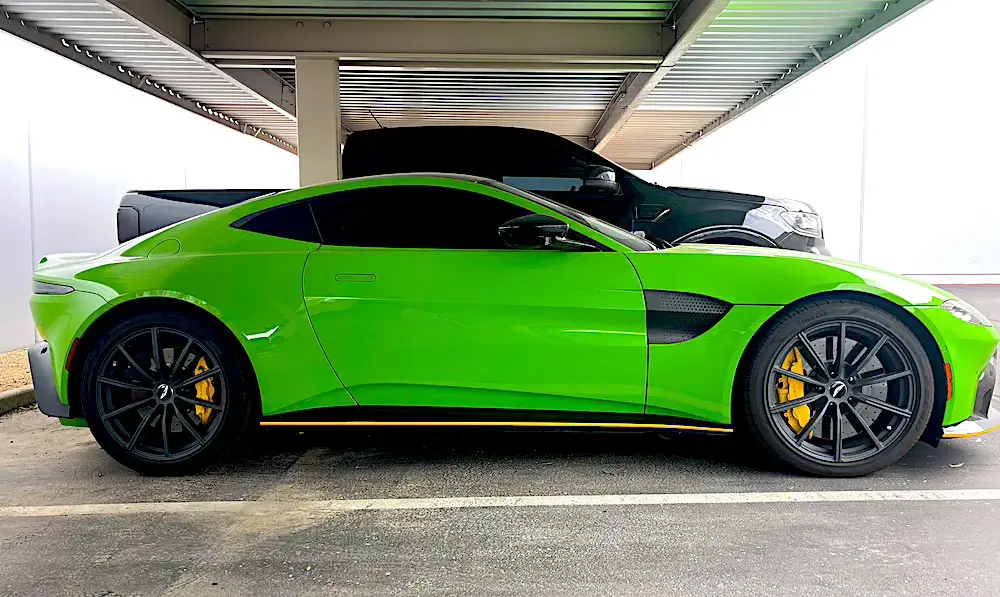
[[259, 407, 733, 435]]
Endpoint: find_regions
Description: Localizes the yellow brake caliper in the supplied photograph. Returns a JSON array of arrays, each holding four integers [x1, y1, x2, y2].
[[193, 357, 216, 424], [776, 347, 812, 434]]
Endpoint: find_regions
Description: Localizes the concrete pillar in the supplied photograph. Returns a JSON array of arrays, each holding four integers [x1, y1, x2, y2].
[[295, 56, 341, 186]]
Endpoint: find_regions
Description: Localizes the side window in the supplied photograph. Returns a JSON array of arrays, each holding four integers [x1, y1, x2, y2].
[[233, 201, 321, 243], [310, 185, 534, 250], [496, 134, 590, 193]]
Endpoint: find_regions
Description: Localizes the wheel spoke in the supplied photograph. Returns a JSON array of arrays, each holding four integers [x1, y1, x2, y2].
[[831, 403, 843, 462], [796, 333, 828, 381], [854, 369, 912, 387], [97, 376, 153, 392], [844, 401, 883, 450], [850, 333, 889, 377], [161, 404, 170, 457], [795, 399, 830, 446], [101, 397, 153, 422], [853, 393, 913, 418], [150, 328, 162, 376], [175, 367, 221, 389], [173, 403, 206, 446], [770, 392, 826, 414], [772, 366, 824, 387], [176, 395, 220, 411], [118, 345, 155, 384], [835, 321, 847, 378], [168, 337, 194, 384], [126, 405, 157, 452]]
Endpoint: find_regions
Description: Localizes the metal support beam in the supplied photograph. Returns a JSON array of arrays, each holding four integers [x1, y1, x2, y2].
[[213, 58, 658, 73], [224, 68, 296, 116], [197, 18, 669, 63], [296, 57, 342, 186], [590, 0, 731, 152], [106, 0, 193, 47], [652, 0, 934, 166]]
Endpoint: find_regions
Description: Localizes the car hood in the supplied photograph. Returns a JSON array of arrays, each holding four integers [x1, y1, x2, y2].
[[627, 244, 954, 307]]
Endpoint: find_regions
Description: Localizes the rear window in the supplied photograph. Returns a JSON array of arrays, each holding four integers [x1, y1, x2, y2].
[[232, 201, 321, 243]]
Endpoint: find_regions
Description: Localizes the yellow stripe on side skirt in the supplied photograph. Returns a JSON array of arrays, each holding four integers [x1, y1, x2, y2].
[[258, 420, 733, 433]]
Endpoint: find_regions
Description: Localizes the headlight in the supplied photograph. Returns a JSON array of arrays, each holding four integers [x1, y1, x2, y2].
[[779, 211, 823, 238], [32, 280, 74, 295], [942, 299, 992, 326]]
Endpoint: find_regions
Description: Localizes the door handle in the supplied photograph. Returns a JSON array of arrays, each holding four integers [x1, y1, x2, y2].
[[335, 273, 376, 283]]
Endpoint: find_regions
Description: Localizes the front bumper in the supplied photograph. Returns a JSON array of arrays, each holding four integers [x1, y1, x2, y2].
[[943, 352, 998, 439], [27, 341, 70, 418], [774, 231, 830, 255]]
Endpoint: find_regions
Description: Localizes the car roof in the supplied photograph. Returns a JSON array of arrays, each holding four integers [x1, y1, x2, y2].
[[301, 171, 498, 192]]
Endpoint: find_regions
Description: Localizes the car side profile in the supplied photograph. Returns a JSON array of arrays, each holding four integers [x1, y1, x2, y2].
[[29, 174, 999, 476]]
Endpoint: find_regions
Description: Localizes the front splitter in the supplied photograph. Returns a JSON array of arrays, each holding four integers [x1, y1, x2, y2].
[[942, 405, 1000, 439]]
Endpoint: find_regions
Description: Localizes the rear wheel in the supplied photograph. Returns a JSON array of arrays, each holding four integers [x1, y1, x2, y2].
[[742, 300, 934, 477], [80, 310, 254, 475]]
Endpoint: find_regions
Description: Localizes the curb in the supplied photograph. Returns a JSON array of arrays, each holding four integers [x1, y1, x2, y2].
[[0, 386, 35, 417]]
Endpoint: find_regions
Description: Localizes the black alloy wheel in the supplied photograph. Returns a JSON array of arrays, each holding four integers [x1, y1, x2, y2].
[[743, 300, 934, 477], [94, 327, 227, 462], [81, 310, 253, 475]]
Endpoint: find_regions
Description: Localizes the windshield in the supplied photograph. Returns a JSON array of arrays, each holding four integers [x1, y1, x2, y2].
[[481, 180, 658, 252]]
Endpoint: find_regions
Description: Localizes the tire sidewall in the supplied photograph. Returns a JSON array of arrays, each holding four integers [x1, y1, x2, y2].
[[80, 310, 253, 475], [744, 300, 935, 477]]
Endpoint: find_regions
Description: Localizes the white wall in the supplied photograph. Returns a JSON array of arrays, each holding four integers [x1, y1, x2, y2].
[[644, 0, 1000, 281], [0, 31, 299, 353]]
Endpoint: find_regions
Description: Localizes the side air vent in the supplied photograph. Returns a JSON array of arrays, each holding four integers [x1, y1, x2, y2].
[[644, 291, 732, 344]]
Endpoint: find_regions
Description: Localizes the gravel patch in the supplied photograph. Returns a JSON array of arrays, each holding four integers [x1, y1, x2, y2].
[[0, 349, 31, 393]]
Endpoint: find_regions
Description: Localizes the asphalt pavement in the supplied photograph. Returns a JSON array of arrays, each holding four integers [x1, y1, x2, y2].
[[0, 285, 997, 597]]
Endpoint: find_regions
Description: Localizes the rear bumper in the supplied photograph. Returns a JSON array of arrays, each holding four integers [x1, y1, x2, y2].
[[27, 341, 70, 418]]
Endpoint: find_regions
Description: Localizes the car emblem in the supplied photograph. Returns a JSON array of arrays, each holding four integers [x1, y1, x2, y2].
[[829, 381, 848, 400]]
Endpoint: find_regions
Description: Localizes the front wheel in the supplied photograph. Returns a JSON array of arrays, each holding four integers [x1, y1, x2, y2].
[[742, 300, 935, 477], [80, 310, 254, 475]]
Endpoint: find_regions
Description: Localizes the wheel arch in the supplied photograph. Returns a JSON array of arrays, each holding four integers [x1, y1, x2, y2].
[[67, 296, 260, 418], [732, 290, 947, 444]]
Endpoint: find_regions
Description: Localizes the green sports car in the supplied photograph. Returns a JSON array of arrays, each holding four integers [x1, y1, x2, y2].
[[28, 174, 1000, 476]]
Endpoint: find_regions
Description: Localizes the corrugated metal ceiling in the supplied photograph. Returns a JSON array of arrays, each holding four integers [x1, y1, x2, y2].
[[3, 0, 929, 165], [339, 70, 624, 139], [635, 0, 902, 163], [2, 0, 299, 148], [178, 1, 676, 19]]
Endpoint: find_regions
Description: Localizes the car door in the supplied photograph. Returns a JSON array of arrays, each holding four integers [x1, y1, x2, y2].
[[301, 180, 648, 416]]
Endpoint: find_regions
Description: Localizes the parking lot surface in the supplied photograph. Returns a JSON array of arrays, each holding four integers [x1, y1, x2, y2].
[[1, 285, 997, 597]]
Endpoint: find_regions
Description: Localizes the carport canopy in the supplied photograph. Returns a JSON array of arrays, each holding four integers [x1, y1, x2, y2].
[[2, 0, 932, 183]]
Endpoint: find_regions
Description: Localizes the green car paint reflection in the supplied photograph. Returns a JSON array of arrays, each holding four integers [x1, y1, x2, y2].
[[28, 175, 999, 474]]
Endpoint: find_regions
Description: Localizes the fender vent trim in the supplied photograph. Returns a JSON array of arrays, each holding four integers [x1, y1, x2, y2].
[[645, 291, 732, 344]]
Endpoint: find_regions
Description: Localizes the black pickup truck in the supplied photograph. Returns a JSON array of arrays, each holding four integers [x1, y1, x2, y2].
[[117, 126, 828, 254]]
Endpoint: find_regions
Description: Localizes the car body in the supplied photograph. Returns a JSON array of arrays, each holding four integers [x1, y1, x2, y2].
[[29, 174, 997, 476], [343, 126, 829, 253]]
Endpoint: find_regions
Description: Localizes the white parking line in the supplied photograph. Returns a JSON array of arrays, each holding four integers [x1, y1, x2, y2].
[[3, 489, 1000, 518]]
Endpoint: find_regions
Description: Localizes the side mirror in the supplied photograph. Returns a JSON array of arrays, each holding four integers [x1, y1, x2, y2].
[[498, 214, 597, 251], [582, 165, 620, 195]]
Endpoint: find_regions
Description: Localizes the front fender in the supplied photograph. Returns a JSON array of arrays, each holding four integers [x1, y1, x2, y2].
[[627, 245, 952, 307]]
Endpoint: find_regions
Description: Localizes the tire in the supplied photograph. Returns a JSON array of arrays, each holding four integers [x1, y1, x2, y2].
[[80, 310, 255, 475], [741, 299, 934, 477]]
